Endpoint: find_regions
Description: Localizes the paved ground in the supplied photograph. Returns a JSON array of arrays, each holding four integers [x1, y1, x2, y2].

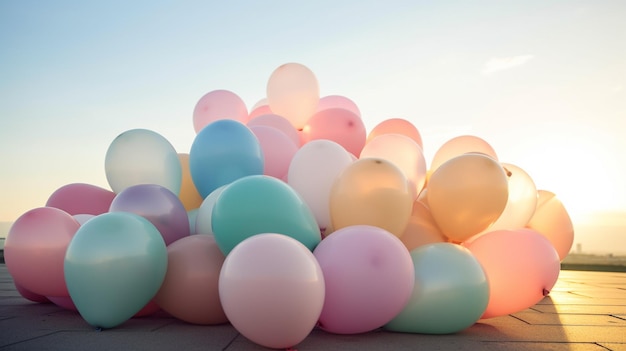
[[0, 264, 625, 350]]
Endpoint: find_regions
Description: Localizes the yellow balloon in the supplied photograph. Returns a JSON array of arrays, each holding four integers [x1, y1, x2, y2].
[[178, 153, 203, 211], [329, 158, 413, 238], [400, 201, 446, 252], [427, 153, 509, 242]]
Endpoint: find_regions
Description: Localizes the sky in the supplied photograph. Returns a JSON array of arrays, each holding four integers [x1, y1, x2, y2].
[[1, 1, 625, 253]]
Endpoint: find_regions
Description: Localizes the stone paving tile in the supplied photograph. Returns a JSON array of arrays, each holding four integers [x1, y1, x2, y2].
[[532, 304, 626, 315], [599, 343, 626, 351], [570, 291, 626, 299], [512, 311, 626, 326], [479, 342, 609, 351]]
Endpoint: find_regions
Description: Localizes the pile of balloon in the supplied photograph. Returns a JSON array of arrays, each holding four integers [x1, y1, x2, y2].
[[5, 63, 574, 349]]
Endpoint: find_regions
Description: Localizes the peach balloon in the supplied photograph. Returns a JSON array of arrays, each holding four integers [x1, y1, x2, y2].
[[367, 118, 423, 149], [251, 97, 268, 111], [301, 107, 366, 157], [177, 153, 203, 211], [526, 190, 574, 261], [430, 135, 498, 175], [330, 158, 413, 238], [154, 235, 228, 325], [400, 201, 446, 252], [266, 63, 320, 129], [248, 104, 273, 120], [247, 113, 301, 147], [249, 125, 299, 180], [427, 153, 509, 242], [192, 89, 248, 133], [360, 133, 427, 199], [316, 95, 361, 117]]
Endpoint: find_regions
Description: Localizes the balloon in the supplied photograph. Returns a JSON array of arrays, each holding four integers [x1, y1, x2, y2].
[[192, 89, 248, 133], [301, 108, 366, 157], [287, 140, 354, 235], [211, 175, 321, 255], [64, 212, 168, 329], [465, 229, 560, 319], [248, 104, 273, 120], [329, 158, 413, 238], [5, 207, 80, 297], [360, 133, 427, 198], [250, 97, 268, 111], [189, 119, 264, 198], [109, 184, 190, 246], [384, 243, 489, 334], [177, 153, 203, 211], [219, 234, 325, 349], [313, 225, 414, 334], [73, 214, 95, 225], [427, 153, 509, 242], [187, 209, 198, 234], [15, 283, 50, 303], [367, 118, 423, 149], [316, 95, 361, 117], [526, 190, 574, 261], [46, 183, 116, 215], [247, 113, 301, 147], [48, 296, 77, 311], [430, 135, 498, 176], [249, 125, 299, 180], [154, 235, 228, 325], [266, 62, 320, 129], [195, 185, 226, 235], [105, 128, 182, 195], [400, 201, 446, 252]]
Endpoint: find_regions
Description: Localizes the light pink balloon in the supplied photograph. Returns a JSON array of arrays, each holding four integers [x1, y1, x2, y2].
[[248, 104, 273, 120], [302, 108, 366, 157], [247, 113, 300, 147], [249, 125, 299, 180], [219, 233, 325, 349], [192, 89, 248, 133], [48, 296, 77, 311], [15, 283, 50, 303], [251, 97, 268, 111], [313, 225, 414, 334], [367, 118, 423, 149], [430, 135, 498, 175], [5, 207, 80, 297], [465, 229, 560, 319], [316, 95, 361, 117], [526, 190, 574, 261], [46, 183, 116, 216], [266, 63, 320, 129]]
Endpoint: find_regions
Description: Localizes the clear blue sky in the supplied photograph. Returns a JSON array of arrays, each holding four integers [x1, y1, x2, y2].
[[1, 1, 625, 251]]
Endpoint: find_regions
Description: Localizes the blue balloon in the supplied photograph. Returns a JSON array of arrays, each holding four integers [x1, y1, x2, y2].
[[64, 212, 168, 329], [189, 120, 264, 198]]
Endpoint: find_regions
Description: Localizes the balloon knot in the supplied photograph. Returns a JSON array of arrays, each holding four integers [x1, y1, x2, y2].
[[503, 166, 512, 177], [95, 327, 103, 332], [542, 288, 550, 296]]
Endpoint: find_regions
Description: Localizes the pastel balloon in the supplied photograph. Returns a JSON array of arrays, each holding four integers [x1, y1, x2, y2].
[[219, 234, 325, 349], [46, 183, 116, 215], [5, 207, 80, 297], [64, 212, 168, 329], [385, 243, 489, 334], [427, 153, 509, 242], [177, 153, 203, 211], [400, 201, 446, 252], [248, 104, 273, 120], [105, 128, 182, 195], [465, 229, 560, 319], [287, 140, 354, 235], [187, 209, 198, 234], [48, 296, 77, 311], [313, 225, 414, 334], [367, 118, 423, 149], [109, 184, 190, 246], [211, 175, 321, 255], [266, 62, 320, 129], [249, 125, 299, 180], [526, 190, 574, 261], [73, 214, 95, 225], [430, 135, 498, 175], [15, 283, 50, 303], [329, 158, 413, 238], [154, 235, 228, 325], [192, 89, 248, 133], [189, 119, 264, 198], [251, 97, 268, 111], [316, 95, 361, 117], [360, 133, 427, 198], [247, 113, 301, 147], [301, 108, 366, 157], [195, 185, 226, 236]]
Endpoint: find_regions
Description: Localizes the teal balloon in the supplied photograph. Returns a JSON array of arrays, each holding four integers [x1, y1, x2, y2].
[[211, 175, 321, 255], [64, 212, 168, 329], [384, 243, 489, 334], [189, 119, 264, 198]]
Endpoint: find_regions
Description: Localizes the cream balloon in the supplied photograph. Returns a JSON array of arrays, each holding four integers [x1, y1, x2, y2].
[[400, 201, 446, 252], [266, 63, 320, 129], [430, 135, 498, 175], [526, 190, 574, 261]]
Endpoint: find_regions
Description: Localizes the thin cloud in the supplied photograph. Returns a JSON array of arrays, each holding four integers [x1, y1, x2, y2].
[[482, 55, 535, 75]]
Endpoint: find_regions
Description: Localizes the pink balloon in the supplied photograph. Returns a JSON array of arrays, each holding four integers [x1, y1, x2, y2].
[[192, 89, 248, 133], [247, 113, 301, 147], [313, 225, 414, 334], [249, 125, 299, 180], [219, 233, 325, 349], [465, 229, 560, 319], [5, 207, 80, 297], [48, 296, 77, 311], [248, 104, 273, 120], [109, 184, 190, 246], [367, 118, 423, 149], [302, 108, 366, 157], [316, 95, 361, 117], [15, 283, 50, 303], [134, 300, 161, 317], [46, 183, 116, 216]]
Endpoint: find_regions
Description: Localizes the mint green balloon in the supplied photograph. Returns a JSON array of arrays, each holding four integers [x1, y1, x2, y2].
[[211, 175, 321, 255], [384, 243, 489, 334], [64, 212, 168, 329]]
